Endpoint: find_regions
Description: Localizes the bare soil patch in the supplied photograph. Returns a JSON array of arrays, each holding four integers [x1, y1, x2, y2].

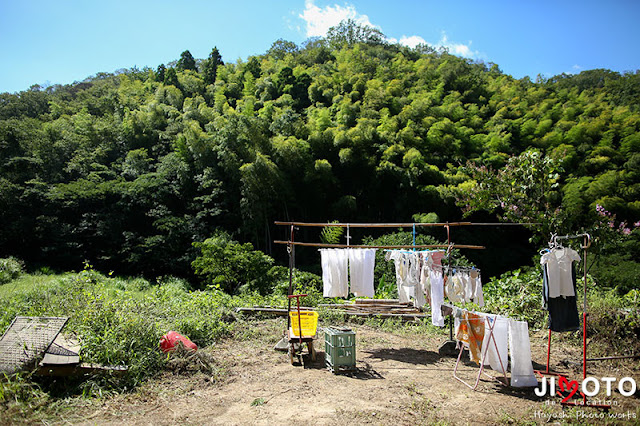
[[57, 319, 640, 425]]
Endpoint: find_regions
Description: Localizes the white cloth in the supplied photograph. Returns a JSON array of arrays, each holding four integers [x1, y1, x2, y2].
[[430, 269, 445, 326], [405, 253, 419, 288], [508, 319, 539, 387], [462, 273, 472, 303], [470, 270, 484, 307], [540, 248, 580, 298], [349, 248, 376, 298], [385, 251, 411, 303], [419, 252, 432, 306], [413, 276, 426, 308], [321, 249, 349, 297], [481, 315, 509, 374]]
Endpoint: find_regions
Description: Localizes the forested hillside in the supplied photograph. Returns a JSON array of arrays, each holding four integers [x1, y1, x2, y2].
[[1, 21, 639, 287]]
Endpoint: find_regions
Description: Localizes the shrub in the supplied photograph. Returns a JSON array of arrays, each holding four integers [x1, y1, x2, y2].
[[587, 287, 640, 355], [481, 267, 546, 327], [272, 268, 323, 306], [192, 232, 276, 295], [0, 257, 24, 284]]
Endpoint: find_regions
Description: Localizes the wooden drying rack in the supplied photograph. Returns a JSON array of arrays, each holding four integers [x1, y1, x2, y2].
[[273, 220, 538, 337]]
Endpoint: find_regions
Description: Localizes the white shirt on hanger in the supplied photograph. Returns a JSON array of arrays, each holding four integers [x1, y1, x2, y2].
[[541, 247, 580, 298]]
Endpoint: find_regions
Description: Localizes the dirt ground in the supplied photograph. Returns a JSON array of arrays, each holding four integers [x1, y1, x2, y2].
[[61, 319, 640, 425]]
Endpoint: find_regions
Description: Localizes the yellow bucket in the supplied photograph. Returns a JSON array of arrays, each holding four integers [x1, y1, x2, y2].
[[289, 311, 318, 338]]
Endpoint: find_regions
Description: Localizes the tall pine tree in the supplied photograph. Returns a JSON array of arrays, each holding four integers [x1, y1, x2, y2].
[[202, 47, 224, 85], [177, 50, 196, 71]]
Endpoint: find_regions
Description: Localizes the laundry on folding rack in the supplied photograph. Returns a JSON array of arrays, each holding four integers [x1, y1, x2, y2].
[[451, 307, 538, 387], [320, 248, 377, 298], [481, 314, 509, 375], [455, 310, 485, 363]]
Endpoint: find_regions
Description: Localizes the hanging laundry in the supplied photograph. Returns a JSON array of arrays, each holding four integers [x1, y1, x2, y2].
[[443, 268, 484, 307], [481, 314, 509, 374], [430, 267, 445, 326], [385, 250, 449, 317], [418, 252, 431, 306], [385, 251, 411, 303], [348, 248, 376, 298], [508, 319, 539, 387], [541, 247, 580, 297], [385, 251, 425, 305], [455, 311, 485, 364], [462, 272, 473, 303], [428, 251, 446, 326], [470, 269, 484, 307], [446, 272, 465, 303], [321, 249, 349, 298], [542, 263, 580, 332], [430, 250, 445, 267]]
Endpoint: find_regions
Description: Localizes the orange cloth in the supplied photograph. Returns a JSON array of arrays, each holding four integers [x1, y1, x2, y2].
[[456, 312, 485, 364]]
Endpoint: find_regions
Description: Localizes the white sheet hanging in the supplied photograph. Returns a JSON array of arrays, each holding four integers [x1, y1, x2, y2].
[[321, 249, 349, 297], [430, 268, 445, 326], [508, 319, 539, 387], [481, 314, 509, 374], [349, 248, 376, 298]]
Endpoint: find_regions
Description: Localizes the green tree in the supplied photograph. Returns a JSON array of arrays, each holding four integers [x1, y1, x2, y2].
[[245, 57, 261, 79], [267, 39, 298, 60], [164, 67, 180, 87], [177, 50, 197, 71], [326, 19, 386, 50], [156, 64, 166, 83], [202, 47, 224, 85], [456, 149, 564, 239], [239, 153, 284, 248]]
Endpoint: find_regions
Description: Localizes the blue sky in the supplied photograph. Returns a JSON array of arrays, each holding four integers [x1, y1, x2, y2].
[[1, 0, 639, 94]]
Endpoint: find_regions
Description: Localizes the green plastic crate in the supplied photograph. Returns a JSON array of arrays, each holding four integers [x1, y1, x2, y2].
[[324, 326, 356, 373]]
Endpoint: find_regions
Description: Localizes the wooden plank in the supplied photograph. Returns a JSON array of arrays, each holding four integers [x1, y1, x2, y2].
[[235, 307, 316, 316], [328, 310, 429, 320], [234, 306, 426, 320], [354, 299, 408, 305], [41, 352, 80, 365]]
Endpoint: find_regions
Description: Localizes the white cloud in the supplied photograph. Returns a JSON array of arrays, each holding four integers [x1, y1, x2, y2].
[[436, 32, 480, 59], [398, 35, 427, 49], [297, 3, 483, 61], [299, 0, 376, 37]]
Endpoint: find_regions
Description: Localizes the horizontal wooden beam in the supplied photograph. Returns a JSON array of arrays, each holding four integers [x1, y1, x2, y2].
[[273, 241, 485, 250]]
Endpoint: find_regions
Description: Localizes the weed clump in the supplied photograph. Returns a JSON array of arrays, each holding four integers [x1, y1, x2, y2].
[[0, 257, 24, 285]]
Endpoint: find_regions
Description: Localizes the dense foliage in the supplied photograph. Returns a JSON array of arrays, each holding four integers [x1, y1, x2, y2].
[[1, 21, 638, 286], [0, 257, 24, 284]]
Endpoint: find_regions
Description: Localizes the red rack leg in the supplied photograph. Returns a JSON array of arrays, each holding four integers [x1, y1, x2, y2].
[[547, 328, 552, 374]]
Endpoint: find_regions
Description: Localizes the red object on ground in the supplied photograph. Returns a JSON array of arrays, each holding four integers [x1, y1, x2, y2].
[[159, 331, 198, 353]]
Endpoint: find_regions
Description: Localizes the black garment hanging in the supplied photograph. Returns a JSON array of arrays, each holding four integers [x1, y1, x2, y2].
[[542, 263, 580, 332]]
